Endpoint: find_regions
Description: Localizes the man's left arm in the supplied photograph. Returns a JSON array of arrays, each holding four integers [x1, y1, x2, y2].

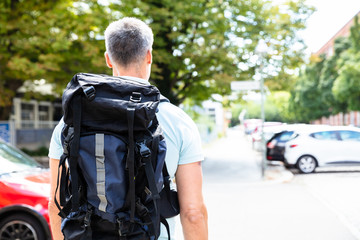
[[175, 114, 208, 239], [176, 162, 208, 240]]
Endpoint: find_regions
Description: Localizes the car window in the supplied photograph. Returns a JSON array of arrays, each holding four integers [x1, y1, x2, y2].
[[0, 142, 41, 175], [310, 131, 338, 140], [278, 131, 294, 142], [338, 130, 360, 141]]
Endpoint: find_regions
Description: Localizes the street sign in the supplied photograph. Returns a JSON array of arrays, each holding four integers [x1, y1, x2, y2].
[[0, 121, 15, 145], [0, 122, 11, 143], [231, 81, 260, 91]]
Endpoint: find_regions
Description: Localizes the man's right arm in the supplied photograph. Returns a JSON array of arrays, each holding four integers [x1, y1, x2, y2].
[[48, 119, 65, 240], [176, 162, 208, 240]]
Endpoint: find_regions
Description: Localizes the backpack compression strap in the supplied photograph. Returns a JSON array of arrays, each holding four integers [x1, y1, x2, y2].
[[69, 94, 82, 211], [126, 92, 141, 221], [54, 154, 70, 218]]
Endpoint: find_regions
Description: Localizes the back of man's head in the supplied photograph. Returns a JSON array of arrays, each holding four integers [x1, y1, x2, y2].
[[104, 17, 153, 67]]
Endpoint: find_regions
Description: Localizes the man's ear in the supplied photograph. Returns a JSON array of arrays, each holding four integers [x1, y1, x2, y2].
[[104, 52, 113, 68], [146, 50, 152, 64]]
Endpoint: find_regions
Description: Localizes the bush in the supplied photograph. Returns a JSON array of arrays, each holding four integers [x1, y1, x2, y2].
[[21, 146, 48, 157]]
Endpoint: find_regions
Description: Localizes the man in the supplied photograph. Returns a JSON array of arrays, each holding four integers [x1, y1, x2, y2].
[[48, 17, 208, 240]]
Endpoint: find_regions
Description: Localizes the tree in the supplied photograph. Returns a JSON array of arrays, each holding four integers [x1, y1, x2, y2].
[[0, 0, 110, 119], [289, 35, 352, 123], [318, 37, 349, 114], [267, 91, 295, 122], [289, 56, 327, 122], [112, 0, 313, 105], [0, 0, 313, 119], [229, 90, 296, 125], [332, 15, 360, 110]]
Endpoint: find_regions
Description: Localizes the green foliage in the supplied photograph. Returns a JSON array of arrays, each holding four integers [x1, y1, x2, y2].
[[289, 57, 326, 122], [0, 0, 111, 119], [230, 90, 295, 126], [21, 146, 49, 156], [290, 15, 360, 123], [289, 35, 352, 122], [332, 16, 360, 111], [319, 37, 350, 114], [267, 91, 295, 122], [0, 0, 313, 120], [333, 51, 360, 110]]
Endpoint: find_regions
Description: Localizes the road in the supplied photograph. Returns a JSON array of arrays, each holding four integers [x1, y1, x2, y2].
[[195, 126, 360, 240]]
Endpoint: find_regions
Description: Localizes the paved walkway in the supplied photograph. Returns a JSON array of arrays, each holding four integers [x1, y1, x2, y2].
[[198, 127, 358, 240]]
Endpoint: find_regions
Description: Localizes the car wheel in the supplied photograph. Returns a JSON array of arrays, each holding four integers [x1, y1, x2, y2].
[[0, 214, 45, 240], [297, 155, 317, 173]]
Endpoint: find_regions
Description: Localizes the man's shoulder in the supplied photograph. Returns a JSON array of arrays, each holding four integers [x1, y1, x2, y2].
[[157, 102, 195, 126]]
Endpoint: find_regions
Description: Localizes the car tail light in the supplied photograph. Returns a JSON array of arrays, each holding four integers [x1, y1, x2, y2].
[[267, 155, 273, 160], [290, 144, 298, 148], [267, 142, 275, 149]]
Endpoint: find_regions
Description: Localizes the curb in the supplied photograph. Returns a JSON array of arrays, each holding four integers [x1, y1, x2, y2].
[[264, 165, 294, 183]]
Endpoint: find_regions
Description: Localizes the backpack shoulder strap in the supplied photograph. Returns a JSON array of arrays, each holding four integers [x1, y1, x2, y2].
[[160, 95, 170, 103]]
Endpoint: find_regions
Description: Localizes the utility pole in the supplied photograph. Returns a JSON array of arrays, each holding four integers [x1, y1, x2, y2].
[[255, 39, 268, 179]]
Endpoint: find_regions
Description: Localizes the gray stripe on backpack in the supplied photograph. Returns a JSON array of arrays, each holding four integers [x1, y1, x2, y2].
[[95, 133, 107, 212]]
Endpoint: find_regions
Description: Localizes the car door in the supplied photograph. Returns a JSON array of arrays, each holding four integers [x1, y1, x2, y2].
[[336, 130, 360, 163], [309, 130, 340, 165]]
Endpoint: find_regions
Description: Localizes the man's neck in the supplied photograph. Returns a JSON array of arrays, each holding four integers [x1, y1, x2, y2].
[[113, 65, 148, 81]]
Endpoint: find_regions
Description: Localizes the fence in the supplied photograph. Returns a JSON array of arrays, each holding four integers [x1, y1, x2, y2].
[[311, 111, 360, 126], [6, 120, 220, 151], [0, 120, 59, 150]]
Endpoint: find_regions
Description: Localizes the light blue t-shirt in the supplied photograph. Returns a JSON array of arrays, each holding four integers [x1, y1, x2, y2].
[[48, 76, 204, 240]]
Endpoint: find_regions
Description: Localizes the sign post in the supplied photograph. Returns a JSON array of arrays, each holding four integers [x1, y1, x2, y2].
[[255, 39, 268, 179]]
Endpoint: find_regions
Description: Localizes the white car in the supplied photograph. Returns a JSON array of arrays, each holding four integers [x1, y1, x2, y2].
[[284, 125, 360, 173]]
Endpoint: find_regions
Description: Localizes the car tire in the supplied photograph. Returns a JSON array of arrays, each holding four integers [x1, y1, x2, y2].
[[0, 214, 46, 240], [297, 155, 317, 174]]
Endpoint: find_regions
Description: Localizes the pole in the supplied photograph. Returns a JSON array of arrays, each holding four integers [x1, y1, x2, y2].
[[260, 71, 266, 178], [255, 39, 268, 179]]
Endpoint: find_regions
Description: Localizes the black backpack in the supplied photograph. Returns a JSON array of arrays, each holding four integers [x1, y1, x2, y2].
[[55, 73, 179, 240]]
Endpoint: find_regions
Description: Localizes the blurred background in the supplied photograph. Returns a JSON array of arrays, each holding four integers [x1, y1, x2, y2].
[[1, 0, 360, 239]]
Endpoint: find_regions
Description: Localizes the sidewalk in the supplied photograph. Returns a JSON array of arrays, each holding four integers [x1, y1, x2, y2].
[[201, 127, 358, 240], [202, 126, 293, 184]]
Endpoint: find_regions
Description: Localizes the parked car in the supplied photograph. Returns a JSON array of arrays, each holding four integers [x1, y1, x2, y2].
[[0, 140, 51, 240], [251, 123, 285, 151], [243, 119, 262, 135], [284, 125, 360, 173], [266, 130, 295, 162], [266, 124, 314, 162]]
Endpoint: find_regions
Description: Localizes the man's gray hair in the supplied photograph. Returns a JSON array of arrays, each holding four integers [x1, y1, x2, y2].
[[104, 17, 154, 67]]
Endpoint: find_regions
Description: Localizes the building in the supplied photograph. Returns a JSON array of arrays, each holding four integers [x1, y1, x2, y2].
[[311, 10, 360, 127], [8, 80, 61, 150], [315, 10, 360, 57]]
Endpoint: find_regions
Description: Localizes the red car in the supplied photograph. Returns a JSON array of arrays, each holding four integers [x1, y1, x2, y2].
[[0, 140, 51, 240]]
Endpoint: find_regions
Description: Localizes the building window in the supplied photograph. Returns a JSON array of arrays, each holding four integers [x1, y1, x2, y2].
[[20, 103, 35, 128], [207, 108, 216, 121], [39, 105, 49, 121]]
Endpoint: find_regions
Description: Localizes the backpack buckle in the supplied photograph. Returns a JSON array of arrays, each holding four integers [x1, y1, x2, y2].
[[130, 92, 141, 103], [138, 141, 151, 159], [117, 219, 130, 237], [83, 86, 96, 101], [84, 206, 93, 227]]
